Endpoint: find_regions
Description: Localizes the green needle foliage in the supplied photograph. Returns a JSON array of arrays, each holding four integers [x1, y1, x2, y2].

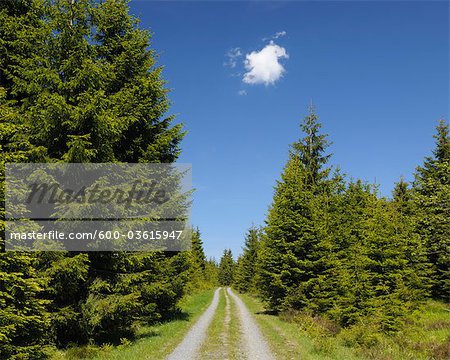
[[234, 226, 261, 294], [8, 0, 185, 163], [257, 105, 332, 312], [1, 3, 50, 357], [0, 252, 51, 360], [237, 106, 439, 335], [0, 1, 215, 358], [186, 227, 215, 291], [218, 249, 234, 287], [413, 120, 450, 301]]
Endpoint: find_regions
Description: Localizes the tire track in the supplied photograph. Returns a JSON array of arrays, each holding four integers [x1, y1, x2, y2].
[[166, 287, 221, 360], [227, 287, 276, 360]]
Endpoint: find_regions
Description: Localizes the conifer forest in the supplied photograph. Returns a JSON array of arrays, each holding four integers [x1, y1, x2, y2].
[[0, 1, 449, 359]]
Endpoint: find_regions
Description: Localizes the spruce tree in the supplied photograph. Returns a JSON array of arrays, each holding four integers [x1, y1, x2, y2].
[[0, 2, 50, 356], [191, 227, 206, 272], [234, 226, 261, 293], [186, 227, 209, 291], [364, 190, 421, 331], [258, 106, 332, 311], [413, 120, 450, 300], [392, 179, 431, 300], [328, 180, 430, 330], [10, 0, 184, 163], [327, 181, 376, 326], [203, 258, 219, 288], [1, 0, 189, 350], [0, 90, 49, 360], [218, 249, 234, 287], [305, 169, 346, 315]]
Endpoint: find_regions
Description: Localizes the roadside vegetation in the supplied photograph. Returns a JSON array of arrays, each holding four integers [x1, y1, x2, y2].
[[50, 289, 216, 360], [240, 293, 450, 360]]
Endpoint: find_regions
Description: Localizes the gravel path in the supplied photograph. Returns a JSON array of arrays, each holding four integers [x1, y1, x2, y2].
[[166, 287, 221, 360], [227, 288, 276, 360]]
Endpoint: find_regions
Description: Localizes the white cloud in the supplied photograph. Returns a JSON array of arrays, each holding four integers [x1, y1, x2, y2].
[[274, 30, 287, 39], [263, 30, 287, 41], [238, 90, 247, 96], [243, 41, 288, 86], [224, 47, 242, 68]]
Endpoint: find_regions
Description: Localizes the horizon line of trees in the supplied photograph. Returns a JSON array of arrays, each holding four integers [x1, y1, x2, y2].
[[231, 107, 449, 334]]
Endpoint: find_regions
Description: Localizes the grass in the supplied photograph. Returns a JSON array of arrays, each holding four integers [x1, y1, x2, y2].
[[50, 288, 216, 360], [238, 291, 362, 360], [199, 288, 227, 359], [238, 291, 450, 360], [199, 288, 244, 359], [356, 300, 450, 360]]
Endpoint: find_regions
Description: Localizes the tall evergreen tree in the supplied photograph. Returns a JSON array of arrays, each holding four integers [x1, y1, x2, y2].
[[234, 226, 261, 293], [391, 178, 431, 300], [1, 0, 190, 350], [257, 106, 332, 311], [191, 227, 206, 272], [203, 257, 219, 288], [413, 120, 450, 300], [186, 227, 210, 291], [326, 181, 376, 326], [9, 0, 185, 163], [0, 2, 50, 356], [364, 188, 425, 331], [218, 249, 234, 287]]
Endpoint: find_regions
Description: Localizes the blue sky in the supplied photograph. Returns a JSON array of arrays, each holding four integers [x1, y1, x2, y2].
[[129, 1, 449, 260]]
